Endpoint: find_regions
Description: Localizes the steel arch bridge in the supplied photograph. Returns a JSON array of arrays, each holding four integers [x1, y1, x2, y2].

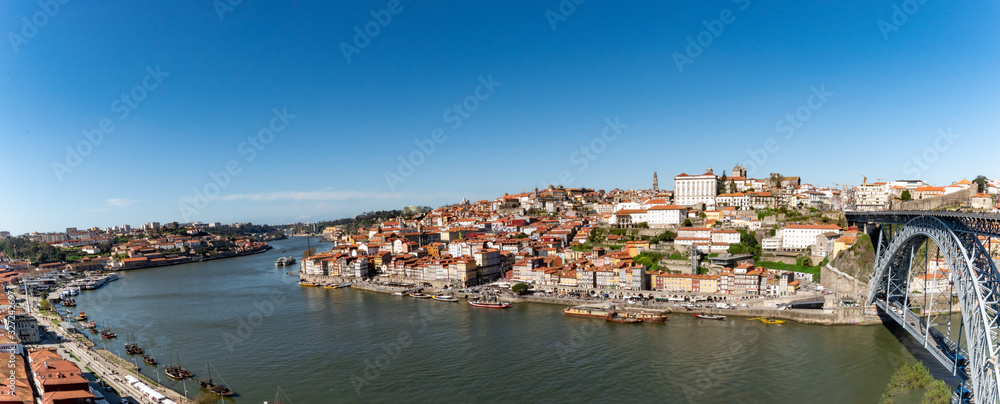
[[847, 211, 1000, 403]]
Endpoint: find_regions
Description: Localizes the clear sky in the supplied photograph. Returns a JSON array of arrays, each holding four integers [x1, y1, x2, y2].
[[1, 1, 998, 234]]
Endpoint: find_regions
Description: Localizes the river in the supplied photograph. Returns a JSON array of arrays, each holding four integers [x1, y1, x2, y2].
[[72, 237, 922, 403]]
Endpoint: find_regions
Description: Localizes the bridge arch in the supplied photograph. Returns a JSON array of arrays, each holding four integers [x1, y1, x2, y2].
[[867, 215, 1000, 403]]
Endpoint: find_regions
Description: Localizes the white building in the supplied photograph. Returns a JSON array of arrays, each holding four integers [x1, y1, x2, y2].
[[711, 230, 741, 245], [645, 205, 687, 227], [762, 236, 783, 251], [781, 224, 842, 251], [674, 167, 719, 206], [852, 182, 889, 211]]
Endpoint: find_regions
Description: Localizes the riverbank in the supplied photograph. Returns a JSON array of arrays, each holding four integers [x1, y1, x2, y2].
[[33, 314, 193, 404], [324, 277, 884, 326]]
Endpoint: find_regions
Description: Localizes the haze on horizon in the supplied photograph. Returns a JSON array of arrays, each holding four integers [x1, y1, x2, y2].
[[1, 1, 997, 234]]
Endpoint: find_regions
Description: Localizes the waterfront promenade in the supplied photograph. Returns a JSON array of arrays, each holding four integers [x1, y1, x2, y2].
[[33, 314, 192, 404], [333, 278, 883, 326]]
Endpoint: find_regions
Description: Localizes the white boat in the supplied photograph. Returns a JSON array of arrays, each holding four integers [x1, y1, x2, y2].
[[432, 295, 458, 302]]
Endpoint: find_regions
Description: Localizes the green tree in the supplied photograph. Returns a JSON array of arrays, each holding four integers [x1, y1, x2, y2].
[[683, 219, 692, 227], [718, 170, 727, 194], [900, 189, 912, 201], [39, 300, 52, 312], [922, 380, 950, 404], [974, 175, 988, 193], [511, 283, 529, 295]]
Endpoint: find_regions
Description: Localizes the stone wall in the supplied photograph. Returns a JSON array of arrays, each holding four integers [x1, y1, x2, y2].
[[890, 187, 974, 211], [821, 264, 869, 300]]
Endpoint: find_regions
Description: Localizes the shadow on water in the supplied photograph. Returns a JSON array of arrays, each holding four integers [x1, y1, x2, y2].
[[877, 310, 963, 387]]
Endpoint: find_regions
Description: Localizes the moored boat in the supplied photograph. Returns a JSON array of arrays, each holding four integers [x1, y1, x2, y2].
[[62, 298, 76, 307], [760, 317, 785, 324], [694, 314, 726, 320], [76, 312, 87, 321], [101, 329, 117, 339], [432, 295, 459, 302], [200, 362, 235, 396], [468, 300, 512, 309], [563, 306, 614, 319], [628, 311, 668, 322], [606, 313, 643, 323], [410, 293, 431, 298], [298, 281, 316, 287]]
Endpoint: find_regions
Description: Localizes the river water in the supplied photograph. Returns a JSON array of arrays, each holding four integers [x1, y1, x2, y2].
[[73, 237, 922, 403]]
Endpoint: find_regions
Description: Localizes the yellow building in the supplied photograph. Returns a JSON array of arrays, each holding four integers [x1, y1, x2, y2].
[[705, 210, 723, 222], [624, 241, 650, 257], [833, 235, 857, 258], [656, 273, 693, 292], [692, 274, 719, 293]]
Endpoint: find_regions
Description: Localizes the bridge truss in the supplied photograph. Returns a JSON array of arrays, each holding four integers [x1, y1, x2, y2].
[[849, 212, 1000, 403]]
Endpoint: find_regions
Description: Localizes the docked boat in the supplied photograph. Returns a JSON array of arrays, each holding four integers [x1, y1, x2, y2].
[[606, 313, 643, 323], [125, 334, 143, 355], [76, 312, 87, 321], [432, 295, 459, 302], [694, 314, 726, 320], [298, 281, 317, 287], [468, 300, 512, 308], [200, 362, 235, 397], [62, 298, 76, 307], [760, 317, 785, 324], [165, 365, 185, 380], [165, 353, 194, 379], [626, 311, 668, 322], [101, 330, 117, 339], [563, 306, 614, 319], [125, 344, 143, 355], [409, 293, 432, 299], [325, 282, 352, 289]]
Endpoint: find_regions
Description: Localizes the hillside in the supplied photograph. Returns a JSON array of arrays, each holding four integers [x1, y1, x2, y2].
[[830, 233, 877, 280]]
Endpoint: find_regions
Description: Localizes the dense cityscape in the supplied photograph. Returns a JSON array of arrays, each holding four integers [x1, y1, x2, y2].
[[5, 1, 999, 403], [0, 167, 997, 402]]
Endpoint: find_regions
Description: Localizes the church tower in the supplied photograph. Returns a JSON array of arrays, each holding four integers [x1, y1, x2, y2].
[[652, 171, 659, 191], [732, 163, 747, 178]]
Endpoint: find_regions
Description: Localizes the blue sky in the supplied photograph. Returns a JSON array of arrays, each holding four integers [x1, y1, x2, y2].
[[1, 1, 997, 234]]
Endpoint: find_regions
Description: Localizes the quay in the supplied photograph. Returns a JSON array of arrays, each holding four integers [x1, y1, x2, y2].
[[303, 273, 883, 326], [33, 314, 193, 404]]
